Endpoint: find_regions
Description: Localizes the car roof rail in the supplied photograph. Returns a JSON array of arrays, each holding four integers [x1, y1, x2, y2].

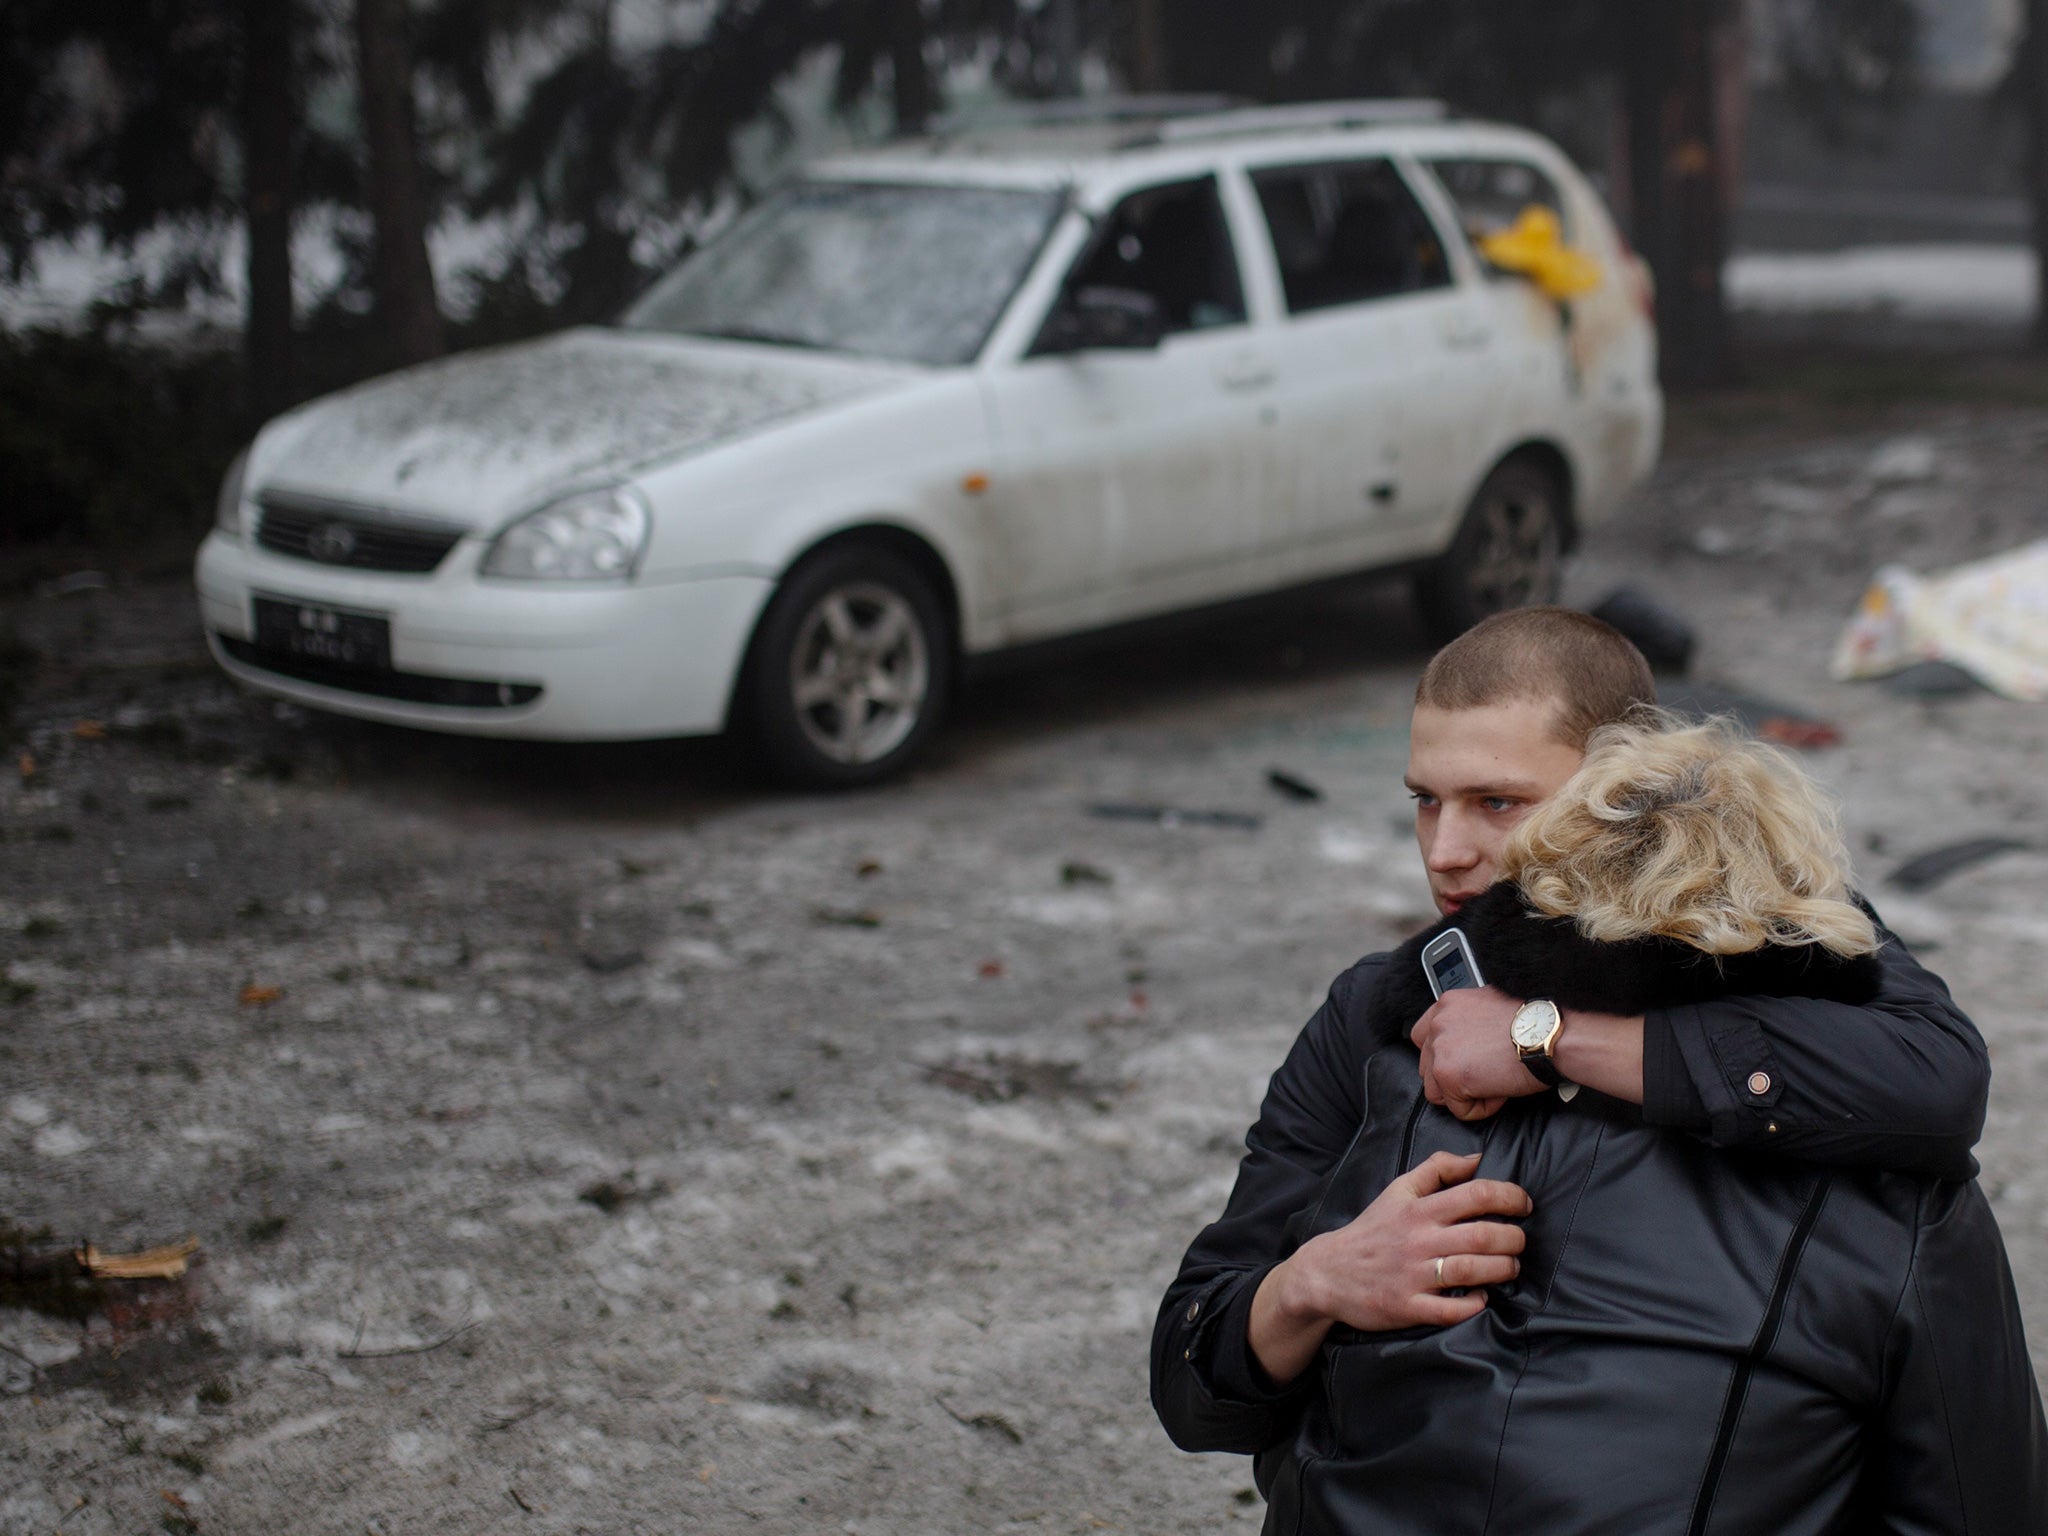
[[926, 94, 1247, 139], [1153, 99, 1451, 144]]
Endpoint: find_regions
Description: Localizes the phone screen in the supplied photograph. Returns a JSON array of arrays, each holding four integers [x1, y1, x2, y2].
[[1429, 946, 1477, 994]]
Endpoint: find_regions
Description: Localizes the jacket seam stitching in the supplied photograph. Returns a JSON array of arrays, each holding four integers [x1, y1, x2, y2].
[[1873, 1184, 1926, 1406], [1683, 1174, 1832, 1536], [1908, 1208, 1972, 1533]]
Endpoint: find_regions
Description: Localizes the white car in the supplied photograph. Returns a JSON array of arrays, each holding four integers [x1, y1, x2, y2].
[[196, 99, 1661, 786]]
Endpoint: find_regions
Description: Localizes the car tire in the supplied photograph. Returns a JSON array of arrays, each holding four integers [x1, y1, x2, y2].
[[1412, 457, 1567, 643], [740, 545, 953, 789]]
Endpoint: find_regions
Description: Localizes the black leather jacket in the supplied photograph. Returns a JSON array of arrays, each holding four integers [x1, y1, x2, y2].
[[1153, 891, 2047, 1534]]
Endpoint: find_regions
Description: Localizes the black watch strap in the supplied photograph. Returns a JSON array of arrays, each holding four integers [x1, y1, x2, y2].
[[1519, 1048, 1564, 1087]]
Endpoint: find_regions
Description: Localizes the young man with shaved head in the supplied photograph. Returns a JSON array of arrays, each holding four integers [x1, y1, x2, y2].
[[1151, 608, 2045, 1532]]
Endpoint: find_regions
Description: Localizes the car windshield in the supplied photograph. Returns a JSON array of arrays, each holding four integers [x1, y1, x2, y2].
[[622, 180, 1066, 367]]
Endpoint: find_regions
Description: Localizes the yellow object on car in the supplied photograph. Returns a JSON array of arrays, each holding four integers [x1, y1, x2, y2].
[[1477, 206, 1604, 300]]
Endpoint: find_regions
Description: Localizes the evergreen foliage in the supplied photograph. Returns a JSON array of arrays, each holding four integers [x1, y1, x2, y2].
[[0, 0, 1979, 567]]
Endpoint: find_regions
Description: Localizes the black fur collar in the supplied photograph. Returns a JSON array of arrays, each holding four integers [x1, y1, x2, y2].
[[1369, 883, 1883, 1044]]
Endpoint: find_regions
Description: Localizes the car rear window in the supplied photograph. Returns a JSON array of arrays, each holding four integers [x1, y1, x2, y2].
[[1425, 157, 1569, 243], [1250, 159, 1453, 315]]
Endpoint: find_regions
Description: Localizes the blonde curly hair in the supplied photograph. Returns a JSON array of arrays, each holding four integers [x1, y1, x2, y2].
[[1499, 710, 1880, 958]]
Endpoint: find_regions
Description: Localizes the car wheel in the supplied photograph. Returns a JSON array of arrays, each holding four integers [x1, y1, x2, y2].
[[741, 545, 952, 789], [1412, 457, 1567, 642]]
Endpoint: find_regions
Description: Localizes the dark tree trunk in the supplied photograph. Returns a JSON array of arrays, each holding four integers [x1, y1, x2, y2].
[[1048, 0, 1081, 96], [1616, 0, 1736, 389], [1130, 0, 1164, 93], [354, 0, 443, 366], [240, 0, 296, 417], [2028, 0, 2048, 351], [887, 0, 935, 135]]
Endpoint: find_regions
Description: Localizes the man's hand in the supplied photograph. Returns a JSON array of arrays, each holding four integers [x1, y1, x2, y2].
[[1248, 1151, 1531, 1386], [1412, 986, 1543, 1121]]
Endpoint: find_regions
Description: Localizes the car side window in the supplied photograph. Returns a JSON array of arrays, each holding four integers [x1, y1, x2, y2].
[[1057, 176, 1248, 336], [1251, 158, 1453, 315], [1426, 156, 1570, 254]]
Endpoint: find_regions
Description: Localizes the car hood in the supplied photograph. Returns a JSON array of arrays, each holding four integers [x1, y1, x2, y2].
[[253, 327, 919, 528]]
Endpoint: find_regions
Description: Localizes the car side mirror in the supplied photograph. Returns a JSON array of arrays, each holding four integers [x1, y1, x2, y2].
[[1039, 286, 1169, 354]]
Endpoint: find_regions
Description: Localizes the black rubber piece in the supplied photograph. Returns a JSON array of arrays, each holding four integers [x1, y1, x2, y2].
[[1589, 585, 1696, 676], [1266, 768, 1325, 803], [1881, 661, 1983, 697], [1887, 837, 2031, 893]]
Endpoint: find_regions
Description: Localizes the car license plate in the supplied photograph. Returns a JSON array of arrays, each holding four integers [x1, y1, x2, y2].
[[253, 597, 392, 670]]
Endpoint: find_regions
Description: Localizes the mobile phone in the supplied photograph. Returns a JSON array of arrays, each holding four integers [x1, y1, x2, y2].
[[1421, 927, 1484, 999]]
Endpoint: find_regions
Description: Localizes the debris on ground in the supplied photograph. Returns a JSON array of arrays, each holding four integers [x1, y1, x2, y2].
[[811, 906, 883, 929], [1265, 768, 1324, 803], [1657, 681, 1842, 749], [1887, 837, 2032, 893], [577, 1171, 671, 1214], [2, 1225, 201, 1326], [81, 1237, 200, 1281], [1590, 587, 1696, 675], [237, 984, 282, 1007], [1833, 541, 2048, 700], [937, 1395, 1026, 1444], [1086, 803, 1262, 830], [1060, 861, 1113, 886], [1882, 660, 1985, 697], [1864, 435, 1939, 487], [922, 1052, 1111, 1106], [578, 944, 646, 974], [1689, 525, 1742, 558], [1755, 716, 1845, 750]]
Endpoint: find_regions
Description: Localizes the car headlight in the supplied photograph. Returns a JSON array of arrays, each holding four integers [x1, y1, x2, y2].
[[482, 486, 652, 581], [215, 448, 252, 538]]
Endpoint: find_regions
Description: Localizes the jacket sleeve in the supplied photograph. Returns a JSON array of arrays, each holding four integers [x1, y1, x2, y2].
[[1645, 912, 1989, 1180], [1150, 957, 1384, 1455], [1858, 1180, 2048, 1533]]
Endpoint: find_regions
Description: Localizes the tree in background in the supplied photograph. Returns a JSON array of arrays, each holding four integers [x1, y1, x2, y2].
[[0, 0, 447, 406], [239, 0, 300, 415], [356, 0, 446, 364], [1, 0, 1927, 397], [2012, 0, 2048, 350]]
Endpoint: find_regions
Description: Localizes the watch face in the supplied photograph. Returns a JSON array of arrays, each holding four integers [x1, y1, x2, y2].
[[1511, 1003, 1558, 1050]]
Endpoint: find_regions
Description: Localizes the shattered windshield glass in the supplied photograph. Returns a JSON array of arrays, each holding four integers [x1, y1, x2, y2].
[[622, 181, 1066, 367]]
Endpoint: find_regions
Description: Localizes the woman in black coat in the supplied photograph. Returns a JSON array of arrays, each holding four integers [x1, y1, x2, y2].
[[1154, 715, 2048, 1535]]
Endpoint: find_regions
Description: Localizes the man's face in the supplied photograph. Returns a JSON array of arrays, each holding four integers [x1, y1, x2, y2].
[[1405, 698, 1585, 917]]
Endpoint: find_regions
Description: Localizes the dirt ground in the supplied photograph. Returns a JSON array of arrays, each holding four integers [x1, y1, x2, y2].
[[5, 377, 2048, 1534]]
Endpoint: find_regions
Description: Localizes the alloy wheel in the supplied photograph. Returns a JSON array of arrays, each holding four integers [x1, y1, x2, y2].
[[1462, 486, 1562, 614], [788, 581, 932, 766]]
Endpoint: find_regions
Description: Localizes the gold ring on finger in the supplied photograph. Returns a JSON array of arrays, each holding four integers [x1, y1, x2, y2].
[[1434, 1256, 1446, 1286]]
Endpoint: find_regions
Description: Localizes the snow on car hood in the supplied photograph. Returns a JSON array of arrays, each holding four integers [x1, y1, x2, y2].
[[253, 327, 916, 527]]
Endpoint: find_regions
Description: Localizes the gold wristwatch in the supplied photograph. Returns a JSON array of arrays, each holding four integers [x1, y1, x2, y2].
[[1511, 999, 1580, 1101]]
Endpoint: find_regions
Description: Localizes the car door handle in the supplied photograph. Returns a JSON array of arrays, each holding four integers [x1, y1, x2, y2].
[[1220, 364, 1277, 392], [1441, 318, 1494, 350]]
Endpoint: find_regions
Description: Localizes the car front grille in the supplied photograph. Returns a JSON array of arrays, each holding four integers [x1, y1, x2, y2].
[[256, 497, 464, 574]]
